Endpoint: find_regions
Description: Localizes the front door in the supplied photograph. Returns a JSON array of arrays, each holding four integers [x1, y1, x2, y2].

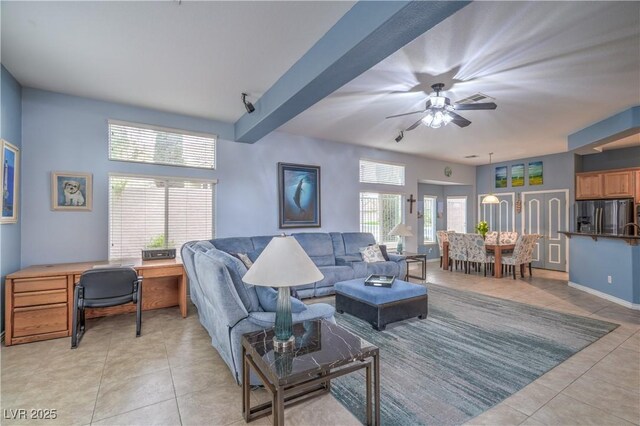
[[523, 191, 567, 271]]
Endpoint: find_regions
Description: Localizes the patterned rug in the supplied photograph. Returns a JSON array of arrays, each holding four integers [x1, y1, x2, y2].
[[331, 283, 618, 426]]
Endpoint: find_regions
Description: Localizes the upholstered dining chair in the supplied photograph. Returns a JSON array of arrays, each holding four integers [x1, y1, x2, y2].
[[522, 234, 542, 276], [466, 234, 495, 276], [499, 231, 519, 245], [500, 235, 539, 279], [485, 231, 498, 245], [436, 231, 449, 267], [71, 267, 143, 348], [448, 233, 469, 273]]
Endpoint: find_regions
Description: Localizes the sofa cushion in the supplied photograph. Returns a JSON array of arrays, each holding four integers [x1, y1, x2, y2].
[[316, 266, 354, 288], [342, 232, 376, 256], [293, 233, 335, 266], [247, 303, 335, 328], [330, 232, 346, 257], [249, 236, 275, 261], [205, 249, 261, 312], [211, 237, 254, 255], [255, 287, 307, 313]]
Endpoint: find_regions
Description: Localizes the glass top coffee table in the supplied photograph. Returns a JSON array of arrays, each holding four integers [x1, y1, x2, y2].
[[242, 319, 380, 426]]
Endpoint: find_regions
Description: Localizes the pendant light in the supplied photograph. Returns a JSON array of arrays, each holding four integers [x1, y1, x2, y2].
[[482, 152, 500, 204]]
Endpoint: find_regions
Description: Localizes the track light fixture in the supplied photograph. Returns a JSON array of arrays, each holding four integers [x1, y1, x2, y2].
[[395, 131, 404, 143], [241, 93, 255, 114]]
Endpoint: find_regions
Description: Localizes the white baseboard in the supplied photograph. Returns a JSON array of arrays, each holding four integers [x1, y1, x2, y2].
[[568, 281, 640, 310]]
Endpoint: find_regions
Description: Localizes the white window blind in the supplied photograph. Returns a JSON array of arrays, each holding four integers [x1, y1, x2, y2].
[[447, 196, 467, 233], [109, 174, 215, 260], [359, 192, 403, 248], [109, 120, 216, 169], [423, 196, 437, 243], [359, 160, 405, 186]]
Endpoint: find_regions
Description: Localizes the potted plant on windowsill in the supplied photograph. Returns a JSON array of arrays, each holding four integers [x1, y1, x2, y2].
[[476, 221, 489, 239]]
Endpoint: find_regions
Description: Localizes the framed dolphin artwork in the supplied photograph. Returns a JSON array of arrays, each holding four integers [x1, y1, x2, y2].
[[278, 163, 321, 228]]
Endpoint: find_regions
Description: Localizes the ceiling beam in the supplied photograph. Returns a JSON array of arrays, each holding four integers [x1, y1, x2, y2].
[[233, 1, 471, 143]]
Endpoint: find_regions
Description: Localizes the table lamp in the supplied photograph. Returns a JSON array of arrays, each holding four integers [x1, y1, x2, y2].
[[243, 235, 324, 352], [389, 223, 413, 254]]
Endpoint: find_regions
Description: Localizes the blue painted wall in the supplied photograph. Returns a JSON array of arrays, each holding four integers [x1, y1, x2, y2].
[[1, 65, 22, 333], [20, 89, 476, 267], [417, 183, 445, 259], [569, 236, 639, 304], [476, 151, 577, 232], [580, 146, 640, 172]]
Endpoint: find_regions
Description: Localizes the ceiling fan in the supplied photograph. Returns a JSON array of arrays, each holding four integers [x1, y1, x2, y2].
[[385, 83, 497, 130]]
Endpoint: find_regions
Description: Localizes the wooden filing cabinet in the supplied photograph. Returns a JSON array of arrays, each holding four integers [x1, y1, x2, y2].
[[5, 259, 187, 346]]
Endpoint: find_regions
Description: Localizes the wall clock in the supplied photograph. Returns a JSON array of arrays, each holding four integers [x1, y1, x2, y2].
[[444, 166, 452, 177]]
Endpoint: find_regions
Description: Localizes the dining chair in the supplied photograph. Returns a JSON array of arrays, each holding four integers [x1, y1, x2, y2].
[[485, 231, 498, 245], [499, 231, 519, 245], [436, 231, 449, 267], [500, 235, 538, 279], [466, 234, 495, 276], [522, 234, 542, 276], [448, 233, 469, 273], [71, 267, 143, 348]]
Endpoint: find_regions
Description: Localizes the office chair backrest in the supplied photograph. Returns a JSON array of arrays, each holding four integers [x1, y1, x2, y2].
[[79, 267, 139, 300]]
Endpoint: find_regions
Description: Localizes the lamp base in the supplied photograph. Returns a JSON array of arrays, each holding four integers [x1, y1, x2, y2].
[[273, 335, 295, 352]]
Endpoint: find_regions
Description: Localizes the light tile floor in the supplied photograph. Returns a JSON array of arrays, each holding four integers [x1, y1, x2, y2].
[[1, 263, 638, 426]]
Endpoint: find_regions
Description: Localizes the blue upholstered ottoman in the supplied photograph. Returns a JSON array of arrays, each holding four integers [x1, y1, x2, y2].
[[335, 278, 428, 330]]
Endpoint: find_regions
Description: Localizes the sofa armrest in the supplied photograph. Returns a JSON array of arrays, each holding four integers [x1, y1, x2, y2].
[[388, 253, 406, 263]]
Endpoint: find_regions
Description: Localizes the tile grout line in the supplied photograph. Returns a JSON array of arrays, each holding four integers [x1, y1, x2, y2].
[[163, 324, 184, 426], [89, 331, 113, 425]]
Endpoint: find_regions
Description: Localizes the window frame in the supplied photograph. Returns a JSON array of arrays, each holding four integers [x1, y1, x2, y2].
[[108, 172, 217, 260], [446, 196, 468, 233], [359, 158, 406, 186], [423, 195, 437, 244], [108, 119, 217, 170], [359, 190, 405, 249]]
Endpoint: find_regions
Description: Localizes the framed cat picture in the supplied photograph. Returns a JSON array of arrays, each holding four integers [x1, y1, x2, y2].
[[51, 171, 93, 211]]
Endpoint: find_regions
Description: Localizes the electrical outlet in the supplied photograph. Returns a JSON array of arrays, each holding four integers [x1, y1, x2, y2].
[[428, 247, 433, 254], [608, 275, 612, 284]]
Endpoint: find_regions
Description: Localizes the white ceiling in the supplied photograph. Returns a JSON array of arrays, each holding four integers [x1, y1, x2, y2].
[[1, 1, 354, 122], [279, 1, 640, 165], [2, 1, 639, 166]]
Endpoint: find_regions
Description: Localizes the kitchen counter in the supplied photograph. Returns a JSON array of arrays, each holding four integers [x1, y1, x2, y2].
[[561, 231, 640, 245]]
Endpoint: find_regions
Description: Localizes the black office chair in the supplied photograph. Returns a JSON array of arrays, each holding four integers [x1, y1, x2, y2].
[[71, 267, 143, 349]]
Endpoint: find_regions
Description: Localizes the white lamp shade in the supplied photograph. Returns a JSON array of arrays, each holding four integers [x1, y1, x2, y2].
[[242, 236, 324, 287], [482, 194, 500, 204], [389, 223, 413, 237]]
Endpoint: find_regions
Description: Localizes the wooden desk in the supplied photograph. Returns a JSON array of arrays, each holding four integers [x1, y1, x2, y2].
[[441, 241, 516, 278], [4, 259, 186, 346]]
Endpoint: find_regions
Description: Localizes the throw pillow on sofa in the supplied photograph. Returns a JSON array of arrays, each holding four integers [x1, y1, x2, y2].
[[256, 287, 307, 313], [368, 243, 390, 261], [231, 252, 253, 269], [359, 245, 386, 263]]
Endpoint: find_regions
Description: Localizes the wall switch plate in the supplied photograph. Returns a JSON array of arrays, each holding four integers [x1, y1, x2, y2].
[[608, 275, 612, 284]]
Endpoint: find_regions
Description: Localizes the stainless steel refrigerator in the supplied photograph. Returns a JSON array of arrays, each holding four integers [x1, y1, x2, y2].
[[576, 198, 634, 235]]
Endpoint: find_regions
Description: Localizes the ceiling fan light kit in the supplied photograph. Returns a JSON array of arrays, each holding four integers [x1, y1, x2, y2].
[[386, 83, 497, 132]]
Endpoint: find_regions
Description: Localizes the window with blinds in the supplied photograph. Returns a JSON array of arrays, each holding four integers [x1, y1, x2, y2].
[[447, 196, 467, 233], [109, 120, 216, 169], [109, 174, 215, 260], [359, 160, 405, 186], [423, 196, 437, 243], [359, 192, 403, 248]]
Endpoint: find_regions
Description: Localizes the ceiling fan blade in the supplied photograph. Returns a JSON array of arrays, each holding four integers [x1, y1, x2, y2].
[[406, 117, 424, 131], [449, 112, 471, 128], [385, 110, 425, 119], [454, 102, 497, 110]]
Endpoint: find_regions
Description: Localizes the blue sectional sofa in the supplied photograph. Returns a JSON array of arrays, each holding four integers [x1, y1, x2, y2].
[[209, 232, 407, 298], [181, 232, 405, 384]]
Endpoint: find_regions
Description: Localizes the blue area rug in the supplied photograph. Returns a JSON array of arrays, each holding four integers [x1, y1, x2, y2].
[[331, 284, 618, 425]]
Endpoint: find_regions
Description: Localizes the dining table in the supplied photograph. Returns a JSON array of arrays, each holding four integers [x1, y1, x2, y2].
[[441, 241, 516, 278]]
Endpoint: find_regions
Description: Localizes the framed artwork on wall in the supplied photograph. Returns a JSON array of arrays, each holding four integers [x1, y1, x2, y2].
[[278, 163, 321, 228], [528, 161, 543, 185], [51, 171, 93, 211], [511, 164, 524, 187], [495, 166, 508, 188], [1, 139, 20, 224]]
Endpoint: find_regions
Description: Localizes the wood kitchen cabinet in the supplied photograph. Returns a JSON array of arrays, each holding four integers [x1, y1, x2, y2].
[[576, 173, 603, 199], [635, 170, 640, 203], [603, 170, 634, 198]]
